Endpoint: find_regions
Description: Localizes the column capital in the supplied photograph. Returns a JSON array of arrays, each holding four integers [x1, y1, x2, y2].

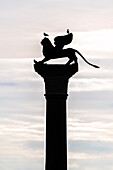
[[34, 62, 78, 78], [34, 62, 78, 96]]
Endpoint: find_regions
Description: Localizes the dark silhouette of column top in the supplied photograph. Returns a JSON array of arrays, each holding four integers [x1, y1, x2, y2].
[[34, 62, 78, 96], [34, 63, 78, 77]]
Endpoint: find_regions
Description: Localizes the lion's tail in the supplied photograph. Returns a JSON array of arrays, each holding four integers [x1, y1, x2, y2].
[[75, 50, 100, 68]]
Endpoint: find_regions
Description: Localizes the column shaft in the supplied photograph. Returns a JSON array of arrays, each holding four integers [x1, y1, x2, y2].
[[45, 95, 67, 170]]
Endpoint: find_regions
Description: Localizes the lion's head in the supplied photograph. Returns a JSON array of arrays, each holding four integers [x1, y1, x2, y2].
[[40, 37, 53, 47]]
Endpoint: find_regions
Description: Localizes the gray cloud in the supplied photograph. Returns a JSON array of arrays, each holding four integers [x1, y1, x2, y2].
[[69, 140, 113, 154]]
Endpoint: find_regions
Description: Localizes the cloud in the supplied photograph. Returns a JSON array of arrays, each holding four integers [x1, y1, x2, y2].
[[68, 139, 113, 169], [69, 152, 113, 170], [24, 140, 44, 150], [69, 140, 113, 154]]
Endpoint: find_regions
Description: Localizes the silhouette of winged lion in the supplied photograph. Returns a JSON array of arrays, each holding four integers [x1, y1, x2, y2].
[[35, 30, 99, 68]]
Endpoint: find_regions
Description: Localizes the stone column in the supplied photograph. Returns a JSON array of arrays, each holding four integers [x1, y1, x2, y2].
[[34, 62, 78, 170]]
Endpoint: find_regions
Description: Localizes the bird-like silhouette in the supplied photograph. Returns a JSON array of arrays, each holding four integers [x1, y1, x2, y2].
[[44, 33, 49, 36], [67, 29, 70, 34]]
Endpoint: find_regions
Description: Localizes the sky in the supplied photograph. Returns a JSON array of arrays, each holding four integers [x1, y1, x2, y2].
[[0, 0, 113, 170]]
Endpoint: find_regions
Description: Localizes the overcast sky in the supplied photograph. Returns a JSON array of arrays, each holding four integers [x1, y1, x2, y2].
[[0, 0, 113, 58], [0, 0, 113, 170]]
